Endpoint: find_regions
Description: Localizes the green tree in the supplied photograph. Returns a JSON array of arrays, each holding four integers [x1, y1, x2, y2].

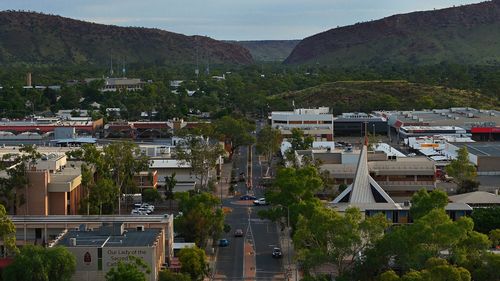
[[290, 128, 314, 151], [256, 125, 282, 166], [103, 142, 150, 214], [214, 116, 255, 159], [105, 256, 150, 281], [489, 229, 500, 248], [175, 192, 224, 247], [0, 204, 17, 256], [0, 145, 41, 213], [409, 189, 448, 220], [471, 207, 500, 234], [294, 206, 389, 276], [164, 173, 177, 212], [176, 137, 224, 190], [380, 258, 471, 281], [259, 165, 323, 230], [445, 147, 477, 193], [158, 270, 191, 281], [178, 246, 208, 281], [3, 245, 76, 281], [142, 188, 162, 204]]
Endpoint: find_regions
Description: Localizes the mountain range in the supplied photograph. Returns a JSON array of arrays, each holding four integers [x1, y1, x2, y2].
[[0, 11, 253, 66], [285, 0, 500, 66], [232, 40, 300, 62]]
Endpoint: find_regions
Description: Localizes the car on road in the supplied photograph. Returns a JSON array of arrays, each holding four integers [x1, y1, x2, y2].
[[240, 194, 257, 201], [253, 198, 268, 206], [218, 238, 229, 247], [272, 247, 282, 258], [234, 229, 244, 237]]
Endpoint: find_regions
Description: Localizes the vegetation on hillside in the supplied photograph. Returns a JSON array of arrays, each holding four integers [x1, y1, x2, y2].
[[232, 40, 301, 62], [281, 80, 500, 114], [0, 11, 252, 66], [285, 0, 500, 65]]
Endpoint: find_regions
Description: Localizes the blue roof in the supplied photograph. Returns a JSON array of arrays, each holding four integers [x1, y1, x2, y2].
[[52, 137, 97, 144]]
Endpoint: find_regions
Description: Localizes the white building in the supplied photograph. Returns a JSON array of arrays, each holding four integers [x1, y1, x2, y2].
[[271, 107, 334, 141]]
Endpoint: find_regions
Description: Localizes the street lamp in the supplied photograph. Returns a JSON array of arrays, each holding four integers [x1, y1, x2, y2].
[[277, 204, 292, 281]]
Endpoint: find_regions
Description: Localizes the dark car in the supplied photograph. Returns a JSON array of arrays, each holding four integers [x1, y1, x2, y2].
[[272, 247, 282, 258], [218, 238, 229, 247], [234, 229, 244, 237], [239, 194, 257, 201]]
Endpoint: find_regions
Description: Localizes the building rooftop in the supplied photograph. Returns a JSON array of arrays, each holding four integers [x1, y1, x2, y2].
[[449, 191, 500, 205], [452, 142, 500, 157], [56, 224, 161, 247], [378, 108, 500, 130]]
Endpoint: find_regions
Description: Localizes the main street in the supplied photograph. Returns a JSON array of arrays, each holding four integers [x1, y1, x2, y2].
[[214, 129, 285, 280]]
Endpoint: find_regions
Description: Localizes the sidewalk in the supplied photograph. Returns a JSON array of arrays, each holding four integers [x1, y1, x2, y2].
[[278, 224, 301, 281]]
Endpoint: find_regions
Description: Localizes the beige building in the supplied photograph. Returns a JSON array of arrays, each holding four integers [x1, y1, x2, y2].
[[318, 148, 436, 199], [4, 215, 174, 280], [14, 154, 83, 216]]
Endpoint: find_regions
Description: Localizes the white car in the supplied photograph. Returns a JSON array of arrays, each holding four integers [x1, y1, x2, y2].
[[141, 203, 154, 211], [253, 198, 268, 206], [136, 207, 152, 214]]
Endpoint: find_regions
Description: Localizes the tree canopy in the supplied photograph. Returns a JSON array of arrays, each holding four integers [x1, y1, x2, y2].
[[445, 147, 477, 193], [174, 192, 225, 248], [105, 256, 150, 281], [178, 246, 208, 281], [3, 245, 76, 281]]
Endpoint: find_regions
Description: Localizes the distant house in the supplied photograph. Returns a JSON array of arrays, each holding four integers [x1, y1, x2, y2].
[[85, 77, 145, 92]]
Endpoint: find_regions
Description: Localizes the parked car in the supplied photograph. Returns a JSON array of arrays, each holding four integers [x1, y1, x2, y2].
[[219, 238, 230, 247], [136, 207, 152, 214], [240, 194, 257, 201], [272, 247, 282, 258], [141, 203, 155, 211], [253, 198, 268, 206], [130, 209, 141, 215], [234, 229, 244, 237]]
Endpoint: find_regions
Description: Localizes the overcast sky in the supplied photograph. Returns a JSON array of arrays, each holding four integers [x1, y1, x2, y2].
[[0, 0, 486, 40]]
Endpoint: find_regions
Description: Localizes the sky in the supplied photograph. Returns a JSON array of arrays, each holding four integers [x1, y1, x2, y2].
[[0, 0, 487, 40]]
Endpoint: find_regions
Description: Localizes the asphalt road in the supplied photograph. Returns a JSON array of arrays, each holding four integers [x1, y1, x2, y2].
[[214, 132, 284, 280]]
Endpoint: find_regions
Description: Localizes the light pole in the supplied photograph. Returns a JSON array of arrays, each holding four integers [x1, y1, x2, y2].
[[278, 205, 292, 281]]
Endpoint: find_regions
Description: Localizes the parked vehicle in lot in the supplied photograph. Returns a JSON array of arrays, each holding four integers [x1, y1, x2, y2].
[[219, 238, 230, 247], [272, 247, 282, 258], [234, 229, 244, 237], [240, 194, 257, 201], [131, 203, 155, 216], [253, 198, 268, 206]]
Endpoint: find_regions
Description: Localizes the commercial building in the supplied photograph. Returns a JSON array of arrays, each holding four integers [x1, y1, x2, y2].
[[271, 107, 334, 141], [333, 112, 387, 136], [85, 78, 145, 92], [330, 143, 472, 223], [442, 142, 500, 175], [0, 117, 103, 136], [5, 215, 174, 281], [398, 126, 467, 138], [377, 108, 500, 140], [0, 154, 84, 216]]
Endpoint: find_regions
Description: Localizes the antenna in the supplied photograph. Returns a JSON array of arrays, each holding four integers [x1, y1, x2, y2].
[[122, 59, 126, 78], [110, 55, 114, 77]]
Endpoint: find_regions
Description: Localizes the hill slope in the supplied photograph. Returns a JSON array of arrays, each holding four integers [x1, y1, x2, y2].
[[0, 11, 253, 66], [279, 81, 500, 114], [232, 40, 300, 62], [285, 0, 500, 66]]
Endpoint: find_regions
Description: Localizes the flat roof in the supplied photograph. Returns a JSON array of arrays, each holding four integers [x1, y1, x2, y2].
[[57, 227, 161, 247], [453, 142, 500, 157], [10, 215, 173, 224], [380, 108, 500, 129]]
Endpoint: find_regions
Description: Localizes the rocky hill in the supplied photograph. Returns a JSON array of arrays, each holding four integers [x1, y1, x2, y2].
[[285, 0, 500, 66], [0, 11, 253, 66], [280, 81, 500, 114], [232, 40, 300, 62]]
